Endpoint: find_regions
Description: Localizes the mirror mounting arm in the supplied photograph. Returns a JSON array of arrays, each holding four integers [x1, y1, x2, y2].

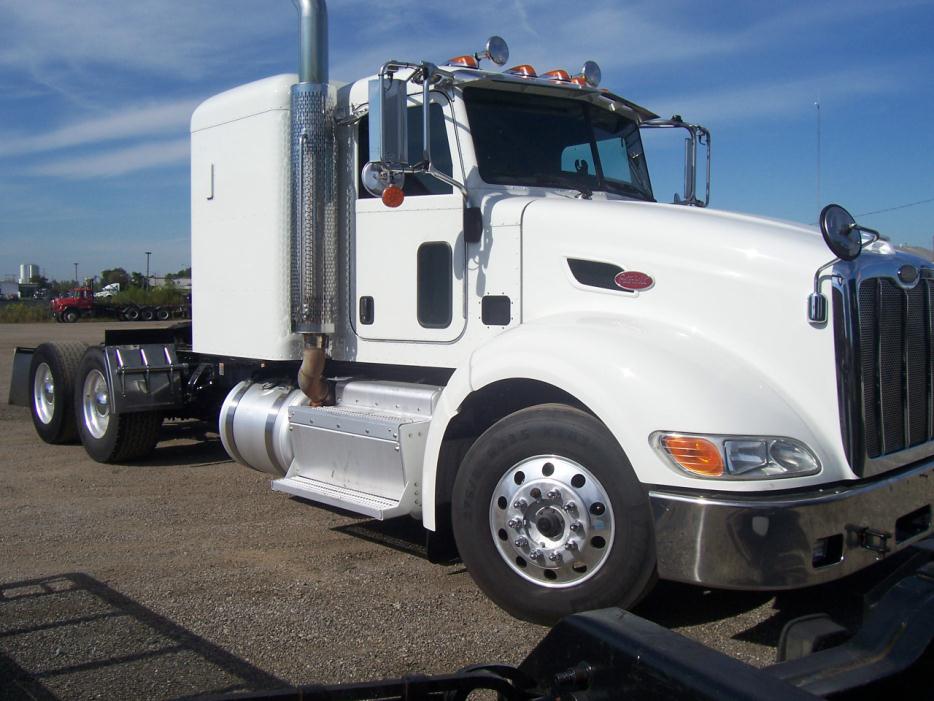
[[640, 118, 711, 207]]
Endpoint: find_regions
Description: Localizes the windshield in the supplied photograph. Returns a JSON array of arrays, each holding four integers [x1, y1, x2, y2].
[[463, 87, 653, 200]]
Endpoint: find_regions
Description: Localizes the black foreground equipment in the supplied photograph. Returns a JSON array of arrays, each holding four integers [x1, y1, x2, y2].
[[207, 539, 934, 701]]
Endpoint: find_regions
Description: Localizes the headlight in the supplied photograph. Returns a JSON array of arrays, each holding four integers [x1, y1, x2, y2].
[[650, 432, 821, 480]]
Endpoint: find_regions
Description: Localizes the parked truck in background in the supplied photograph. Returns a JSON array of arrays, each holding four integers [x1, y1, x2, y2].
[[50, 285, 191, 323], [10, 0, 934, 624]]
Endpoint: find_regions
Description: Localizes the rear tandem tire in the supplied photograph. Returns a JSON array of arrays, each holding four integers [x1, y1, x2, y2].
[[122, 305, 140, 321], [140, 307, 155, 322], [155, 307, 170, 321], [28, 342, 88, 444], [74, 347, 163, 463]]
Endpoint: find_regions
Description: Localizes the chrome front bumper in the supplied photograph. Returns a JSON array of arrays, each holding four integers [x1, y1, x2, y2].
[[650, 460, 934, 589]]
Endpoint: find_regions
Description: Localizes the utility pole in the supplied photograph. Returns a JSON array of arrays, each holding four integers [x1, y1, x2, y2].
[[145, 251, 152, 290], [73, 262, 78, 285]]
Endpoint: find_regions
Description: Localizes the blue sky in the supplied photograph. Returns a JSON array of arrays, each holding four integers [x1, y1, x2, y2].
[[1, 0, 933, 281]]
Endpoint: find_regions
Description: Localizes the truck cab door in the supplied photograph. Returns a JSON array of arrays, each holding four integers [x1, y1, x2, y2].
[[353, 94, 466, 343]]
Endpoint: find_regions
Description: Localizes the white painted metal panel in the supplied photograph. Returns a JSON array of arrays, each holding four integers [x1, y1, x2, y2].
[[190, 75, 301, 360]]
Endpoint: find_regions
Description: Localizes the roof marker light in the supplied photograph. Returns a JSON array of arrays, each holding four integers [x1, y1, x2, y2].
[[447, 54, 480, 69], [506, 64, 537, 78], [541, 69, 572, 82]]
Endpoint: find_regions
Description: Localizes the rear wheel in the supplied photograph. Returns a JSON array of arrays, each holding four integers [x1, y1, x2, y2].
[[155, 307, 170, 321], [140, 307, 154, 321], [122, 305, 140, 321], [452, 404, 656, 624], [75, 347, 162, 463], [28, 342, 88, 444]]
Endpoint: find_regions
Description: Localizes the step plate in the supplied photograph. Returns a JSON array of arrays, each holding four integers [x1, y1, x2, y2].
[[271, 475, 402, 520]]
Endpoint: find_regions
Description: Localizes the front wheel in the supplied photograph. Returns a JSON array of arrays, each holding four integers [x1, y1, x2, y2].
[[62, 308, 79, 323], [75, 347, 162, 463], [452, 404, 657, 624]]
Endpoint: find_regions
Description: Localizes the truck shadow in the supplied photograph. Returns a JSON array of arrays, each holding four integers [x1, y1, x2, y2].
[[0, 573, 285, 700], [122, 420, 232, 468]]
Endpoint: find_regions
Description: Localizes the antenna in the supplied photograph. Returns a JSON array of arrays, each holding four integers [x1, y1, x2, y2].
[[815, 100, 821, 223]]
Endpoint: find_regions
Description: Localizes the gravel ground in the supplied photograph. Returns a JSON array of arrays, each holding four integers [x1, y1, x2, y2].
[[0, 322, 899, 699]]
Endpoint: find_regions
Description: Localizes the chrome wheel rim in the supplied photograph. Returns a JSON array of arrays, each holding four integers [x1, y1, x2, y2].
[[489, 455, 615, 588], [82, 369, 110, 439], [33, 362, 55, 424]]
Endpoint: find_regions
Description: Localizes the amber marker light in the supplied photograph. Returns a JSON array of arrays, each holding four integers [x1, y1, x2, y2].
[[447, 55, 480, 69], [660, 435, 724, 477], [541, 69, 571, 82], [382, 185, 405, 208], [506, 64, 537, 78]]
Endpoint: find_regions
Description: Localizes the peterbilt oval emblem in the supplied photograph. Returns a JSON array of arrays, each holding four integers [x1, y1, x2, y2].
[[614, 271, 654, 291], [898, 265, 919, 284]]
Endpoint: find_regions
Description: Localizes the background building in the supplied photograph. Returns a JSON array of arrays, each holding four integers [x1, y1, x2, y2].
[[18, 263, 39, 284]]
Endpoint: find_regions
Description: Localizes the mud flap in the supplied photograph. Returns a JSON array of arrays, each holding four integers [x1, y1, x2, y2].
[[8, 347, 35, 407]]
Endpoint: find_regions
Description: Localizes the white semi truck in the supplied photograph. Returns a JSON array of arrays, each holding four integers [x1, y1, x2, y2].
[[11, 0, 934, 623]]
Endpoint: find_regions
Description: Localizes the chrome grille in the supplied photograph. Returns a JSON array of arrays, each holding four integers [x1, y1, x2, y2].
[[855, 276, 933, 460]]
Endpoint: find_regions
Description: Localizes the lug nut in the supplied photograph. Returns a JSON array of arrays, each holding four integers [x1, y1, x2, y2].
[[569, 522, 582, 533], [546, 489, 561, 500], [529, 549, 542, 560], [563, 501, 577, 512], [507, 517, 523, 529], [548, 552, 563, 562], [513, 498, 527, 509], [514, 537, 528, 548], [565, 541, 579, 551]]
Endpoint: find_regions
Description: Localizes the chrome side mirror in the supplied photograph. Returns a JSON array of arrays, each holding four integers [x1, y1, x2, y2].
[[808, 204, 882, 324], [640, 116, 711, 207], [819, 204, 864, 261], [368, 76, 407, 166]]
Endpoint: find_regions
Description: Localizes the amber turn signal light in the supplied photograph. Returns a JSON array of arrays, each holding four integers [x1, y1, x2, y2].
[[660, 435, 724, 477], [447, 55, 480, 69], [381, 185, 405, 208]]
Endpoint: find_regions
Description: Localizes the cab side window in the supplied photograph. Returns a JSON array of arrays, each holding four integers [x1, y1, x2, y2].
[[358, 102, 453, 198]]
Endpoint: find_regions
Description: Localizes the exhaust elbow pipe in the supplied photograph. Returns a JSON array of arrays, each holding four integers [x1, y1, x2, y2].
[[298, 337, 330, 406], [293, 0, 328, 84]]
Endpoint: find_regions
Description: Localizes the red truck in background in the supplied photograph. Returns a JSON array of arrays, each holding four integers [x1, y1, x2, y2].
[[50, 286, 191, 323]]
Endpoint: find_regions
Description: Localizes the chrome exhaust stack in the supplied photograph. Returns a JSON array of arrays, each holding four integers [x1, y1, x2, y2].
[[290, 0, 337, 401]]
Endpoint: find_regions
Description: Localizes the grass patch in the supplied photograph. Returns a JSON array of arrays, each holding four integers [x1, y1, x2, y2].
[[0, 303, 52, 323]]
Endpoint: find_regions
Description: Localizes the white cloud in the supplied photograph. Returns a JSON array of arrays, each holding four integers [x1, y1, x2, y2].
[[644, 67, 905, 124], [28, 139, 190, 178], [0, 98, 200, 158]]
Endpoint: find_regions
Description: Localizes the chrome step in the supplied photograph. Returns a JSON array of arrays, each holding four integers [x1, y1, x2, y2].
[[271, 475, 404, 520], [279, 379, 442, 520]]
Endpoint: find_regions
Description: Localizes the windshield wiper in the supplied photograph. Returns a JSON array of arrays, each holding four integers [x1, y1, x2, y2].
[[527, 175, 594, 199], [603, 179, 652, 202]]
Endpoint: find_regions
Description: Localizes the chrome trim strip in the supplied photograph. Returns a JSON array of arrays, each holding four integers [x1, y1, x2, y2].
[[223, 383, 251, 467], [264, 392, 290, 475]]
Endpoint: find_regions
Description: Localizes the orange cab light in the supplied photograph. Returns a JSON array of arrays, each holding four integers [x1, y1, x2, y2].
[[381, 185, 405, 208], [570, 76, 588, 87], [506, 64, 537, 78], [660, 436, 724, 477], [447, 54, 480, 69], [541, 69, 571, 82]]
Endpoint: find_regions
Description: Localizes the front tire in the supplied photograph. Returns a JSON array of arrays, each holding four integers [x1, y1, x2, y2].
[[62, 308, 79, 323], [28, 342, 88, 444], [452, 404, 656, 624], [74, 347, 163, 463]]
